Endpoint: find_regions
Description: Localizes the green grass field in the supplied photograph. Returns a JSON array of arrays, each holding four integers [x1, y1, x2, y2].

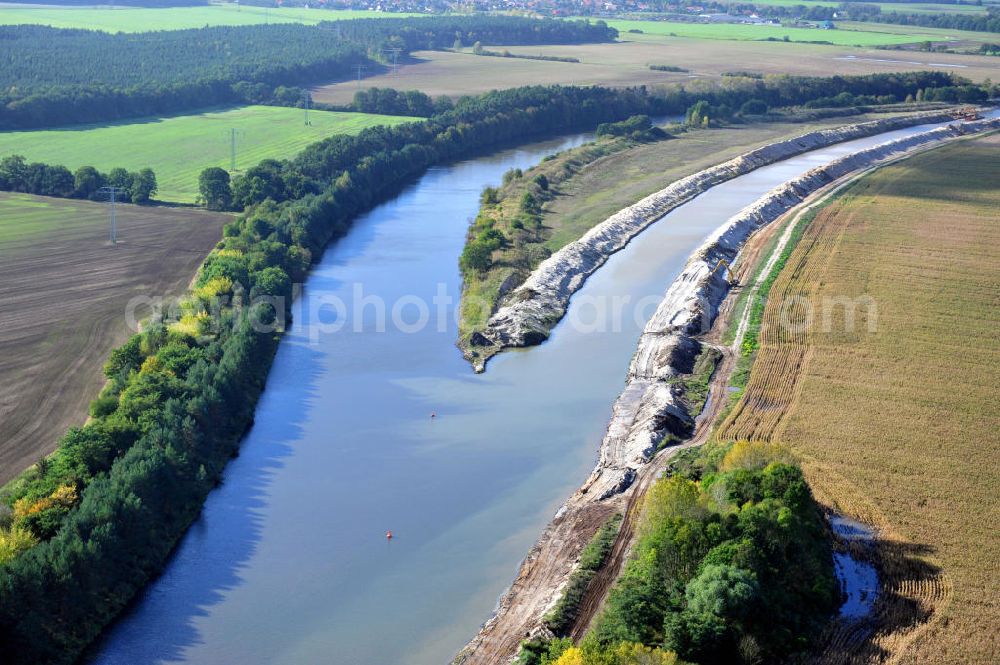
[[742, 0, 990, 13], [0, 192, 96, 246], [599, 18, 958, 45], [0, 106, 417, 203], [835, 19, 1000, 42], [0, 5, 419, 32]]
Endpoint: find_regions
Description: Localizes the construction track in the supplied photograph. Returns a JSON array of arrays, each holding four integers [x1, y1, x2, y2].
[[567, 147, 952, 644], [452, 206, 768, 665]]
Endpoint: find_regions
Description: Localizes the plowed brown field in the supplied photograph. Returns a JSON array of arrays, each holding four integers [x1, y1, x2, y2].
[[0, 193, 228, 484]]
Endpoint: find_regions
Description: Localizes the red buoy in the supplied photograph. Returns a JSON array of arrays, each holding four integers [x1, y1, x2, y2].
[[386, 530, 393, 540]]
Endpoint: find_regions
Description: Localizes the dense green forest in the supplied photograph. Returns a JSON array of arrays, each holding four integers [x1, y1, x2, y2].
[[0, 16, 616, 129], [862, 7, 1000, 33], [350, 87, 448, 116], [519, 440, 839, 665], [0, 155, 158, 203]]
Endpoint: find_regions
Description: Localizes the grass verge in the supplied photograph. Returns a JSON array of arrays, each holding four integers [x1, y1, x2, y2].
[[542, 513, 624, 636]]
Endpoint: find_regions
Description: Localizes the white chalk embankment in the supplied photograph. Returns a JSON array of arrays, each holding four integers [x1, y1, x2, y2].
[[453, 117, 998, 665], [581, 116, 1000, 500], [470, 111, 957, 371]]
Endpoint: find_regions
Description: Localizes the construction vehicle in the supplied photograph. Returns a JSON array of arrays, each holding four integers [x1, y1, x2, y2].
[[710, 258, 737, 286], [951, 106, 981, 121]]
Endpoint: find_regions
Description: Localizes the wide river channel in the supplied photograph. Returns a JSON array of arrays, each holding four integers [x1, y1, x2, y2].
[[93, 116, 966, 665]]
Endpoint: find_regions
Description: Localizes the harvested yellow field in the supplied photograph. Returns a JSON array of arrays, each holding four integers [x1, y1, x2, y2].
[[311, 38, 1000, 104], [719, 133, 1000, 663]]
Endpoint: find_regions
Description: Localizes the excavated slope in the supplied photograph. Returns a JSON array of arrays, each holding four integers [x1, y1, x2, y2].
[[473, 112, 956, 371]]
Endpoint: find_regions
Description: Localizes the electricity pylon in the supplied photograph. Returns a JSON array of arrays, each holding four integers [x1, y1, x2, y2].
[[97, 186, 127, 245]]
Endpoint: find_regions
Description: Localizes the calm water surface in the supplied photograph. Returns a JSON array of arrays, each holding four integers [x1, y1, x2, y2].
[[93, 117, 966, 665]]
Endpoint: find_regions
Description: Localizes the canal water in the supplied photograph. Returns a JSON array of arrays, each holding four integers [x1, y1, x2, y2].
[[93, 116, 963, 665]]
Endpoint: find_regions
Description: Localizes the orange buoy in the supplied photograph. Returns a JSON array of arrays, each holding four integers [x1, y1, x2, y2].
[[386, 530, 393, 540]]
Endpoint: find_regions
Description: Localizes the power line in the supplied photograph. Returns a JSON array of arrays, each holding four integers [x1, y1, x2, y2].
[[381, 48, 402, 75], [227, 128, 246, 171], [353, 64, 367, 88], [318, 22, 341, 39], [97, 186, 127, 245]]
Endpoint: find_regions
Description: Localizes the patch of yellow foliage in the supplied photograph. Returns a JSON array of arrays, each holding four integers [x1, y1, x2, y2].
[[12, 483, 79, 519], [719, 440, 794, 473], [170, 312, 209, 337], [554, 648, 584, 665], [140, 355, 162, 374], [556, 643, 680, 664], [640, 475, 707, 537], [0, 525, 37, 565], [194, 276, 233, 302]]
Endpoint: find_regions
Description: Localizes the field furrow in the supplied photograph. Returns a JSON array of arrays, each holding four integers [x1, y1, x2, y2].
[[717, 133, 1000, 663]]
